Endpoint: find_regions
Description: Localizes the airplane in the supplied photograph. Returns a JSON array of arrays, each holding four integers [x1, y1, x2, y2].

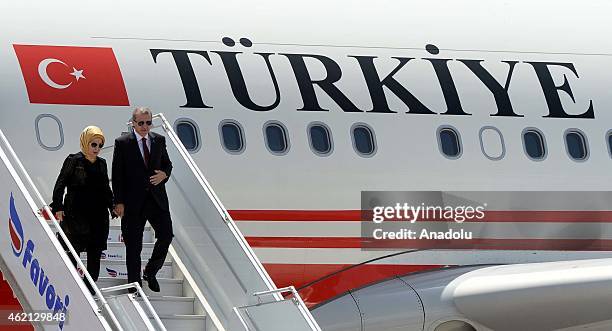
[[2, 0, 612, 330]]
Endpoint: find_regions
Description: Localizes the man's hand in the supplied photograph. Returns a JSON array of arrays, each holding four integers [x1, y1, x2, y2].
[[114, 204, 125, 217], [150, 170, 167, 186], [55, 211, 64, 222]]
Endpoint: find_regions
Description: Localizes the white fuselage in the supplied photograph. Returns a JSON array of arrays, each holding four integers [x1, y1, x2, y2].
[[2, 0, 612, 305]]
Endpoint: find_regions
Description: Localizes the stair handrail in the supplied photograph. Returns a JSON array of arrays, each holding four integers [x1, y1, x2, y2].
[[0, 130, 125, 331], [153, 113, 279, 294], [152, 113, 321, 331], [233, 286, 319, 331], [123, 119, 230, 331], [99, 282, 166, 331]]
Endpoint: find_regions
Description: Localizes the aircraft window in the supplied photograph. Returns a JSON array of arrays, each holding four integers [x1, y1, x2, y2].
[[175, 119, 201, 153], [479, 126, 505, 160], [434, 320, 477, 331], [437, 126, 461, 159], [308, 123, 332, 156], [565, 129, 588, 161], [35, 114, 64, 151], [351, 124, 376, 156], [608, 131, 612, 158], [522, 129, 546, 160], [220, 120, 245, 154], [264, 121, 289, 155]]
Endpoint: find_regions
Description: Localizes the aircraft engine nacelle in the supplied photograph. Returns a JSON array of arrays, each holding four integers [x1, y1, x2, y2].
[[313, 259, 612, 331], [312, 266, 487, 331]]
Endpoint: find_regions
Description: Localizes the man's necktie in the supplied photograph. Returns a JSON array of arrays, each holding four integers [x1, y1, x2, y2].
[[142, 137, 150, 166]]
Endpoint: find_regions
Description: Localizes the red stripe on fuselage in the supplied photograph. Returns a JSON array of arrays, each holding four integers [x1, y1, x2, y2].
[[230, 210, 362, 221], [247, 237, 612, 250], [239, 210, 612, 306], [229, 210, 612, 223]]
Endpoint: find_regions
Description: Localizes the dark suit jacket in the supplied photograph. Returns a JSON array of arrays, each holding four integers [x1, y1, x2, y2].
[[112, 131, 173, 216]]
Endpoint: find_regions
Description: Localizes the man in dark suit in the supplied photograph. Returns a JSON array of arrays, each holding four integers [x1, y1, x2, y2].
[[112, 107, 173, 292]]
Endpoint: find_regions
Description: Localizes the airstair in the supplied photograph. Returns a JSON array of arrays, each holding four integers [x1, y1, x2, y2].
[[0, 113, 321, 331]]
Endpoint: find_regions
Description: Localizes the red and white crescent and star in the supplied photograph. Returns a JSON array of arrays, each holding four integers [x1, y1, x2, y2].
[[37, 58, 85, 89], [13, 44, 130, 106]]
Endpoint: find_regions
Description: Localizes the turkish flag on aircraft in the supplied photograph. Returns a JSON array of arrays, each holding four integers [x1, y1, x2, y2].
[[13, 44, 129, 106]]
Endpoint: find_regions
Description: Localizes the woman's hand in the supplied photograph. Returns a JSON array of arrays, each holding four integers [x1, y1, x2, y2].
[[114, 204, 125, 217], [55, 211, 64, 222]]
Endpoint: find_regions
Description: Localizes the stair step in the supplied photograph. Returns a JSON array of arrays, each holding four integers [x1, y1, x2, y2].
[[97, 277, 184, 297], [138, 296, 196, 316], [151, 314, 206, 331], [108, 225, 153, 243], [81, 243, 160, 261], [45, 222, 154, 244], [92, 259, 173, 280]]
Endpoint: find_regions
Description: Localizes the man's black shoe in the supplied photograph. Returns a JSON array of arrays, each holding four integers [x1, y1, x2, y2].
[[143, 273, 160, 292]]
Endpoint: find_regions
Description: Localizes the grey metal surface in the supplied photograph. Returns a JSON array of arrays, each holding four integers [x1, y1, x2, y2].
[[313, 276, 425, 331], [105, 294, 156, 331], [444, 260, 612, 331], [311, 292, 362, 331], [354, 277, 424, 331], [313, 263, 612, 331], [400, 266, 489, 330], [238, 299, 320, 331]]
